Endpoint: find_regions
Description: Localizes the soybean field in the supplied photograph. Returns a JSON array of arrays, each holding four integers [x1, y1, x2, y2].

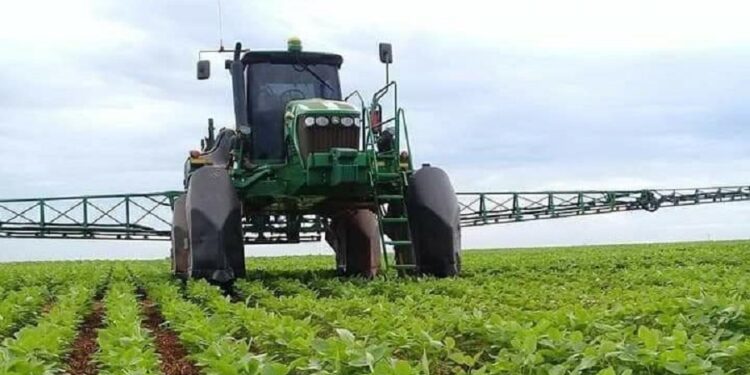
[[1, 241, 750, 374]]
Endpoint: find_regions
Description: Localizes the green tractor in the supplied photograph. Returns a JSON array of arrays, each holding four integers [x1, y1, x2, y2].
[[177, 38, 461, 283], [3, 39, 747, 284]]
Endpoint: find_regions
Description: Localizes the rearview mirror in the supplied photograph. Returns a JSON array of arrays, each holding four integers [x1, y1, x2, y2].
[[379, 43, 392, 64], [197, 60, 211, 80]]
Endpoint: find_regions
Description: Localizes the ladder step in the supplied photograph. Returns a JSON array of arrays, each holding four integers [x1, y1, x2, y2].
[[384, 240, 412, 246], [393, 264, 418, 270], [377, 173, 400, 180], [381, 217, 408, 223], [377, 195, 404, 200]]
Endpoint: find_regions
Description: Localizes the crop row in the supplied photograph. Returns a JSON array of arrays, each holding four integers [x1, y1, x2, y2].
[[1, 241, 749, 374], [129, 242, 750, 374], [0, 262, 109, 375], [0, 286, 48, 339], [141, 277, 289, 375], [231, 243, 750, 374], [0, 263, 113, 341], [0, 285, 97, 374], [185, 279, 422, 374], [0, 261, 111, 293], [97, 280, 160, 374]]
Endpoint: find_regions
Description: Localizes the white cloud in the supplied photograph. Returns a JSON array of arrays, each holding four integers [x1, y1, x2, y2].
[[245, 0, 750, 52]]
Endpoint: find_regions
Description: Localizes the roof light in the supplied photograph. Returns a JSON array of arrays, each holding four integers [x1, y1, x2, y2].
[[288, 37, 302, 52]]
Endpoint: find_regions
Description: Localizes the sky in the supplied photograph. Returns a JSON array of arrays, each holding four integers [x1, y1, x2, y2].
[[0, 0, 749, 262]]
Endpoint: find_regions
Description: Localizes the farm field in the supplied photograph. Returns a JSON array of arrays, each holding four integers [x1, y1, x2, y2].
[[0, 241, 749, 374]]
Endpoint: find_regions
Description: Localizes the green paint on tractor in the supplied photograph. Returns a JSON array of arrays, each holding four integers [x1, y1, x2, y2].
[[178, 39, 462, 283]]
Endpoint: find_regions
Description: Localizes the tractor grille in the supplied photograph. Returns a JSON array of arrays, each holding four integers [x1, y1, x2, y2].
[[298, 119, 360, 160]]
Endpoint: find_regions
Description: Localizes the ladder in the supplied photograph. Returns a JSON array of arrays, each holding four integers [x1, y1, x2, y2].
[[363, 80, 418, 273], [370, 151, 418, 273]]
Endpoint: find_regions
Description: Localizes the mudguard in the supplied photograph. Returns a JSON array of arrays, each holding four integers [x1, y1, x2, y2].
[[186, 166, 246, 283], [407, 165, 462, 277], [325, 210, 381, 277], [170, 194, 189, 278]]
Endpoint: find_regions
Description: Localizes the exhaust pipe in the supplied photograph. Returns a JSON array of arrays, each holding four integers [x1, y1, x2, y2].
[[230, 42, 249, 130]]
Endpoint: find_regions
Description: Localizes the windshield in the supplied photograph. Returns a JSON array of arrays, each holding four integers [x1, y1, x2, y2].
[[248, 62, 341, 113], [246, 62, 342, 160]]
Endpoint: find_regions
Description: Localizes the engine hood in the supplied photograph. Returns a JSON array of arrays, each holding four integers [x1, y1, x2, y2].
[[286, 98, 360, 117]]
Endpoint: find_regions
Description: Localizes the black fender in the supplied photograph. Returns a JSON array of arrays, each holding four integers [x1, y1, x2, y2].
[[171, 194, 189, 278], [406, 165, 461, 277], [186, 166, 246, 284]]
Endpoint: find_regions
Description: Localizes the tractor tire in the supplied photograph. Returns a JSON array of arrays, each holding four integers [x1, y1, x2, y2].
[[186, 166, 246, 284], [170, 194, 189, 279], [325, 210, 381, 278], [406, 165, 462, 277]]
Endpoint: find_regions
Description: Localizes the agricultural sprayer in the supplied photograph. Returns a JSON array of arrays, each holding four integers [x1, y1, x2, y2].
[[1, 39, 748, 284]]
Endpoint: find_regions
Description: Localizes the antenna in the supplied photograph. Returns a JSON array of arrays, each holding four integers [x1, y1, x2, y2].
[[217, 0, 225, 51]]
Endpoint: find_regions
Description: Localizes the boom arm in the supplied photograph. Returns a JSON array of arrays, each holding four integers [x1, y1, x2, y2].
[[0, 191, 322, 243], [458, 186, 750, 227], [0, 192, 182, 241], [0, 186, 748, 241]]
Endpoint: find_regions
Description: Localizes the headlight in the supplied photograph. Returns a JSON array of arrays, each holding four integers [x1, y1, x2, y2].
[[341, 117, 355, 127], [303, 116, 315, 127], [315, 116, 330, 126], [331, 116, 340, 125], [354, 117, 362, 127]]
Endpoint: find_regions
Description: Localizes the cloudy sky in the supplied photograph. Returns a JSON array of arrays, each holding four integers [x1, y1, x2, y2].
[[1, 0, 749, 261]]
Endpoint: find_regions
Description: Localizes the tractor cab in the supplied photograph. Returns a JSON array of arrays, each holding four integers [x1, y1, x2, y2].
[[242, 44, 343, 161], [196, 38, 345, 163]]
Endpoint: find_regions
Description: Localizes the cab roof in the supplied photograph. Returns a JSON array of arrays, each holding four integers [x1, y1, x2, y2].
[[241, 51, 343, 67]]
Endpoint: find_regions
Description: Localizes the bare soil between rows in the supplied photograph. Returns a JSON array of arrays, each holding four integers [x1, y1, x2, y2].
[[142, 298, 200, 375], [65, 301, 103, 375]]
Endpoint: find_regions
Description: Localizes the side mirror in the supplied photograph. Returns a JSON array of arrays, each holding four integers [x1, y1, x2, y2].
[[379, 43, 393, 64], [197, 60, 211, 80]]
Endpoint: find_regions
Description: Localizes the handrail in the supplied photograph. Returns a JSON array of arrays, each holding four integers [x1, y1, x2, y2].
[[372, 81, 397, 106], [344, 90, 368, 151], [397, 108, 413, 171], [344, 90, 365, 110], [367, 80, 413, 175]]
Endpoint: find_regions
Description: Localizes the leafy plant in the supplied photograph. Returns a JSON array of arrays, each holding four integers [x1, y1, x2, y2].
[[96, 280, 160, 375], [3, 241, 750, 373]]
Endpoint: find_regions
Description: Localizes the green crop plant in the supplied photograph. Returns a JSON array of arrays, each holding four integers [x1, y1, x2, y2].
[[0, 286, 97, 374], [186, 279, 424, 374], [1, 241, 750, 373], [96, 281, 160, 374], [0, 263, 108, 375], [0, 286, 48, 339], [141, 278, 289, 375]]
